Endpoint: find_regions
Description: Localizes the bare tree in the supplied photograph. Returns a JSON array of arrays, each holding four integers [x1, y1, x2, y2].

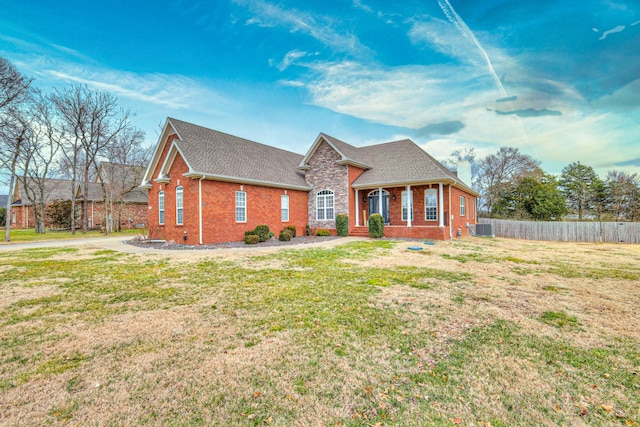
[[606, 170, 639, 221], [0, 57, 32, 113], [0, 57, 32, 241], [50, 85, 132, 233], [97, 127, 147, 233], [18, 95, 62, 233], [0, 109, 29, 241], [476, 146, 541, 216]]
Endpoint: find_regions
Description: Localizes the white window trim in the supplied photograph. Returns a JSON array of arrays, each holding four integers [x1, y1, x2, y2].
[[425, 189, 437, 221], [316, 190, 335, 221], [236, 191, 247, 223], [158, 191, 165, 225], [176, 186, 184, 225], [281, 194, 290, 222], [460, 195, 466, 216]]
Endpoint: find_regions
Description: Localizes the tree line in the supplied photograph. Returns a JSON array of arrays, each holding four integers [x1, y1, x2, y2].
[[0, 56, 150, 241], [447, 146, 639, 222]]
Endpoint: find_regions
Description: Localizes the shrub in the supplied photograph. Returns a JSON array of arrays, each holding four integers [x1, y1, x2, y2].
[[244, 230, 254, 236], [336, 214, 348, 237], [45, 199, 76, 229], [0, 207, 5, 227], [368, 214, 384, 238], [284, 225, 297, 238], [254, 224, 270, 242], [244, 234, 259, 244], [316, 228, 331, 236], [279, 230, 292, 241]]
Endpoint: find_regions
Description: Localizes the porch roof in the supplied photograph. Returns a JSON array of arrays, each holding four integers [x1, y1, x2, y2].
[[350, 140, 478, 195]]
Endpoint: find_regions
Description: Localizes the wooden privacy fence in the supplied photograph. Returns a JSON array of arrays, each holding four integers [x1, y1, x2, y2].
[[478, 218, 640, 243]]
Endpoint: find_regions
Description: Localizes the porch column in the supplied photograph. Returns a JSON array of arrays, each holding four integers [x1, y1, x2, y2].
[[406, 185, 412, 227], [378, 187, 383, 219], [439, 182, 444, 227], [355, 189, 360, 226]]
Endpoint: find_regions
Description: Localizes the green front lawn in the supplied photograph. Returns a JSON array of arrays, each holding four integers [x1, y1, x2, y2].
[[0, 227, 147, 243], [0, 238, 638, 426]]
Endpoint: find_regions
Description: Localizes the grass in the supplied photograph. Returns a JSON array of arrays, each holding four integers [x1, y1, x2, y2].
[[1, 227, 146, 243], [0, 238, 638, 426]]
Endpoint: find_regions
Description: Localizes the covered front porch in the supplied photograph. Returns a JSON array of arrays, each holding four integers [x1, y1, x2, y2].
[[350, 183, 453, 240]]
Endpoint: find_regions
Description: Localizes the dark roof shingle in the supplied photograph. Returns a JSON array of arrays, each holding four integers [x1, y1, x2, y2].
[[169, 118, 309, 190]]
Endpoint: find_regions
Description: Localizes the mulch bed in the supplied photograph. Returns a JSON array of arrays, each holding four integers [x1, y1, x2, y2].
[[124, 236, 341, 251]]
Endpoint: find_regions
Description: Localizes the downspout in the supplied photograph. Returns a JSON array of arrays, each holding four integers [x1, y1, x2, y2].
[[198, 175, 204, 245]]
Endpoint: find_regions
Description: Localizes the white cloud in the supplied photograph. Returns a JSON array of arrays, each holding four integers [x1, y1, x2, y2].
[[9, 54, 230, 112], [276, 49, 311, 71], [234, 0, 371, 56], [408, 16, 481, 65]]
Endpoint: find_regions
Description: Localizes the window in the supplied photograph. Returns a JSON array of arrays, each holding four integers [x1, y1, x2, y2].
[[425, 189, 437, 221], [401, 190, 413, 221], [176, 186, 183, 225], [460, 196, 466, 216], [316, 190, 334, 221], [281, 194, 289, 222], [235, 191, 246, 222], [158, 191, 165, 225]]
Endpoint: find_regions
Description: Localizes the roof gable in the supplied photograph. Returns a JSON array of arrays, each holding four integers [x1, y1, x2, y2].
[[299, 133, 371, 170], [143, 118, 310, 191]]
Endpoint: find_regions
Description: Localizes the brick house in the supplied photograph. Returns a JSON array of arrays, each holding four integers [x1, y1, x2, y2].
[[11, 163, 148, 230], [142, 118, 478, 244]]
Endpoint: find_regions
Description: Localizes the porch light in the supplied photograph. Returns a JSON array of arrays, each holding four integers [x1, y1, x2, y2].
[[363, 196, 367, 202], [392, 194, 396, 201]]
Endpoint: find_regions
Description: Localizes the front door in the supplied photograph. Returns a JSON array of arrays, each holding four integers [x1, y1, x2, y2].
[[368, 190, 390, 223]]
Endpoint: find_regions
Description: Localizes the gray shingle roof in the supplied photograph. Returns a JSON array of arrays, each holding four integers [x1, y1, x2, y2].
[[312, 134, 474, 192], [80, 182, 148, 203], [350, 139, 468, 188], [13, 178, 76, 206], [169, 118, 309, 190], [318, 133, 371, 168]]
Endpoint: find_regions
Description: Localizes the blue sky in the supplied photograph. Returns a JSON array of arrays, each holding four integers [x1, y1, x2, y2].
[[1, 0, 639, 179]]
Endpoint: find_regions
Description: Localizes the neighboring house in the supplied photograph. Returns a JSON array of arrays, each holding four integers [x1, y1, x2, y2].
[[11, 178, 74, 229], [142, 118, 478, 245], [11, 163, 148, 230]]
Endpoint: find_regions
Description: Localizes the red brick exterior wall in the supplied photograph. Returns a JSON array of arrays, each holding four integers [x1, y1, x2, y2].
[[147, 137, 309, 245], [354, 183, 476, 240], [10, 201, 146, 230]]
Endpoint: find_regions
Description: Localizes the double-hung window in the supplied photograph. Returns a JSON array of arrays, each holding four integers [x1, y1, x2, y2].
[[425, 189, 437, 221], [236, 191, 247, 222], [316, 190, 335, 221], [176, 186, 183, 225], [401, 190, 413, 221], [460, 196, 466, 216], [158, 191, 165, 225], [281, 195, 289, 222]]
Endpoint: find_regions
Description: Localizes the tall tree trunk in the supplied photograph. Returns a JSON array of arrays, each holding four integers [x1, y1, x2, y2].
[[4, 136, 23, 242]]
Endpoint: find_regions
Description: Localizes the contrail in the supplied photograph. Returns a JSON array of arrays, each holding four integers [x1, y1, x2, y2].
[[437, 0, 532, 147], [437, 0, 507, 97]]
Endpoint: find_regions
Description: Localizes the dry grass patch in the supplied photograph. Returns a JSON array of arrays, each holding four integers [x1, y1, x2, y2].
[[0, 237, 638, 426]]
